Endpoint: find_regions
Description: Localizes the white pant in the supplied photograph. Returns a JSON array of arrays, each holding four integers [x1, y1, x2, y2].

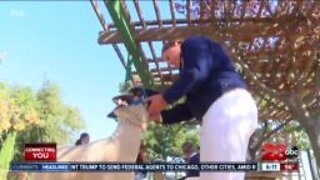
[[200, 89, 258, 180]]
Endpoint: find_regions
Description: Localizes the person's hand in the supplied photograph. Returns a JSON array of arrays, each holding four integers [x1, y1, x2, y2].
[[147, 94, 167, 119]]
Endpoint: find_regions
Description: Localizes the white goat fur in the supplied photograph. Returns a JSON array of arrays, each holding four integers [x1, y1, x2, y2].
[[31, 105, 148, 180]]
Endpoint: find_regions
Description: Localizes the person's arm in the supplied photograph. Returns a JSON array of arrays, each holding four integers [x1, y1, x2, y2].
[[161, 103, 194, 124], [163, 38, 215, 104]]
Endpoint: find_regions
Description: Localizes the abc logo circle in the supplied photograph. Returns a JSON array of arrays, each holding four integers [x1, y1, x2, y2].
[[285, 146, 299, 160]]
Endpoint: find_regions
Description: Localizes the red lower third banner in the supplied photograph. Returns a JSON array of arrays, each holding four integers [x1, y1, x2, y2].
[[24, 143, 56, 161], [280, 162, 299, 171]]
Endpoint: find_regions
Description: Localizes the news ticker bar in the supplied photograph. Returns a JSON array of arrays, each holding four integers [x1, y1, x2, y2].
[[10, 162, 298, 172]]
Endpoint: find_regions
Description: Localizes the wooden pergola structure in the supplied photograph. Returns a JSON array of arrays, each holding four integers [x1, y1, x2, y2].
[[90, 0, 320, 175], [90, 0, 319, 121]]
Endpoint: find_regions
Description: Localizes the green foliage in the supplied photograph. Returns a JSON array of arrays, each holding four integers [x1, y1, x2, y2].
[[283, 121, 311, 150], [0, 132, 17, 180], [36, 82, 85, 141], [251, 120, 312, 160], [0, 81, 85, 163], [143, 122, 199, 161], [0, 85, 39, 138], [12, 81, 85, 161], [146, 98, 199, 160]]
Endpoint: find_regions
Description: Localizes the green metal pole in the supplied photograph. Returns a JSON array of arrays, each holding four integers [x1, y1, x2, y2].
[[125, 54, 132, 82], [104, 0, 154, 89]]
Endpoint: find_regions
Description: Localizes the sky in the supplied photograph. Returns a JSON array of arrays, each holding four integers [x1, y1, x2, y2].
[[0, 1, 184, 144], [0, 1, 124, 143]]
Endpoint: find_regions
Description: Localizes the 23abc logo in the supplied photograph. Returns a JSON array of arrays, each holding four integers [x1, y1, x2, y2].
[[261, 143, 299, 161]]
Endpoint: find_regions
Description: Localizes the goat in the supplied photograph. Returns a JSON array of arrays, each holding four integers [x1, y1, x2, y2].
[[31, 88, 156, 180]]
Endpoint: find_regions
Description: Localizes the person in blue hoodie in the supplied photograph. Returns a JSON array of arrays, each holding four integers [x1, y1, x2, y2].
[[147, 36, 258, 180]]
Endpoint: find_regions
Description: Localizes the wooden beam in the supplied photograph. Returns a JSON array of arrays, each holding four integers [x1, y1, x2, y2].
[[186, 0, 191, 25], [169, 0, 176, 27], [107, 17, 276, 29], [133, 0, 146, 28], [153, 0, 162, 28], [99, 22, 283, 44], [90, 0, 109, 31]]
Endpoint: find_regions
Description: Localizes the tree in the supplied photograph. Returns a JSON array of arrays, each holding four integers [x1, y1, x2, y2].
[[0, 83, 40, 180], [248, 119, 312, 161], [0, 81, 85, 180], [12, 81, 85, 161], [0, 83, 40, 146], [144, 122, 199, 161]]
